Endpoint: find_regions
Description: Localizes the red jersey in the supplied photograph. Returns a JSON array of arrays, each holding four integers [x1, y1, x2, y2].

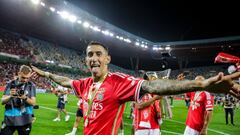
[[185, 91, 214, 132], [134, 94, 161, 130], [71, 72, 144, 135]]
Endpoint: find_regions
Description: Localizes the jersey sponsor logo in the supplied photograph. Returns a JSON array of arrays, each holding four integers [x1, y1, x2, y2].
[[196, 96, 202, 101], [191, 101, 200, 110], [96, 88, 105, 101], [143, 110, 149, 119], [207, 100, 211, 104], [97, 93, 104, 101]]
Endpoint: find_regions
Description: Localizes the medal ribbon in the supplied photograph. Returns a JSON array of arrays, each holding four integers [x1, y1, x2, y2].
[[85, 73, 108, 126]]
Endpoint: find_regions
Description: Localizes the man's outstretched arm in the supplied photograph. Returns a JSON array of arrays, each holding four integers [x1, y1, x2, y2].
[[141, 79, 203, 96], [141, 72, 240, 97], [31, 66, 73, 88]]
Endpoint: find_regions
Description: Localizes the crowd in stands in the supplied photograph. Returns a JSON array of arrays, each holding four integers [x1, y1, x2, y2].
[[170, 65, 228, 80], [0, 28, 233, 90], [0, 29, 32, 58], [0, 28, 134, 75]]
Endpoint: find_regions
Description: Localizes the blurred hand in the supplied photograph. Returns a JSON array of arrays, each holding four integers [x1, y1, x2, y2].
[[10, 89, 17, 97], [177, 73, 185, 81], [202, 72, 240, 99], [153, 95, 161, 100], [30, 65, 46, 79]]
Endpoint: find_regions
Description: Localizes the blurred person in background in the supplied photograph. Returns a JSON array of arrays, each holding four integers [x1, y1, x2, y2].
[[184, 76, 214, 135], [52, 85, 70, 122], [224, 94, 235, 126], [1, 65, 36, 135], [133, 72, 162, 135]]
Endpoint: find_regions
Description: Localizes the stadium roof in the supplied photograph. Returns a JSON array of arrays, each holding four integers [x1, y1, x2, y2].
[[0, 0, 240, 71]]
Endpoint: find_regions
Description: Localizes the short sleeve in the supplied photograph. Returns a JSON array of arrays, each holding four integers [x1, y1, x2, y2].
[[71, 79, 84, 97], [204, 92, 214, 111], [113, 73, 144, 103]]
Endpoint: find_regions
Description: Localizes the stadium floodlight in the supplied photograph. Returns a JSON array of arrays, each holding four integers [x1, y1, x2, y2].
[[135, 42, 140, 46], [77, 20, 82, 24], [144, 46, 148, 48], [153, 47, 157, 50], [59, 11, 69, 19], [141, 44, 145, 48], [158, 47, 164, 50], [102, 30, 109, 36], [83, 22, 90, 28], [109, 33, 114, 37], [124, 38, 131, 43], [119, 37, 124, 40], [92, 26, 101, 32], [116, 36, 120, 39], [31, 0, 40, 5], [68, 15, 77, 23], [40, 2, 45, 7], [50, 7, 56, 12], [165, 46, 171, 50]]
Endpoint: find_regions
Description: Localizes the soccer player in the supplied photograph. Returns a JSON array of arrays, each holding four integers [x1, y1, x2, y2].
[[133, 72, 162, 135], [52, 85, 70, 122], [31, 41, 240, 135], [66, 97, 83, 135], [184, 76, 214, 135]]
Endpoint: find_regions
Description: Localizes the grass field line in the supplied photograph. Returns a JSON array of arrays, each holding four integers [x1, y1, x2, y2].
[[41, 105, 230, 135], [40, 105, 183, 135], [40, 105, 76, 115], [165, 119, 230, 135]]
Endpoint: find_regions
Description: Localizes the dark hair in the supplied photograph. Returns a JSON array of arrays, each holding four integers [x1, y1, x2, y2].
[[87, 41, 109, 54]]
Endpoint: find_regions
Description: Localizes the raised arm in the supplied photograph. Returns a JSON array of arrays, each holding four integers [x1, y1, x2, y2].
[[141, 79, 203, 95], [141, 72, 240, 97], [136, 95, 161, 110], [31, 66, 73, 88]]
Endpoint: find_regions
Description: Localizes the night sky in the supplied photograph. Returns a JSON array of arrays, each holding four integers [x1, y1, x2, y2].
[[68, 0, 240, 42]]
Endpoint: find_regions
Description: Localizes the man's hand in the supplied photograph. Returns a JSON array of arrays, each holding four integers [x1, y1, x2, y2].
[[153, 95, 161, 100], [30, 65, 46, 78], [10, 89, 17, 97], [202, 72, 240, 98], [200, 128, 207, 135], [30, 65, 72, 88], [177, 73, 185, 81]]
